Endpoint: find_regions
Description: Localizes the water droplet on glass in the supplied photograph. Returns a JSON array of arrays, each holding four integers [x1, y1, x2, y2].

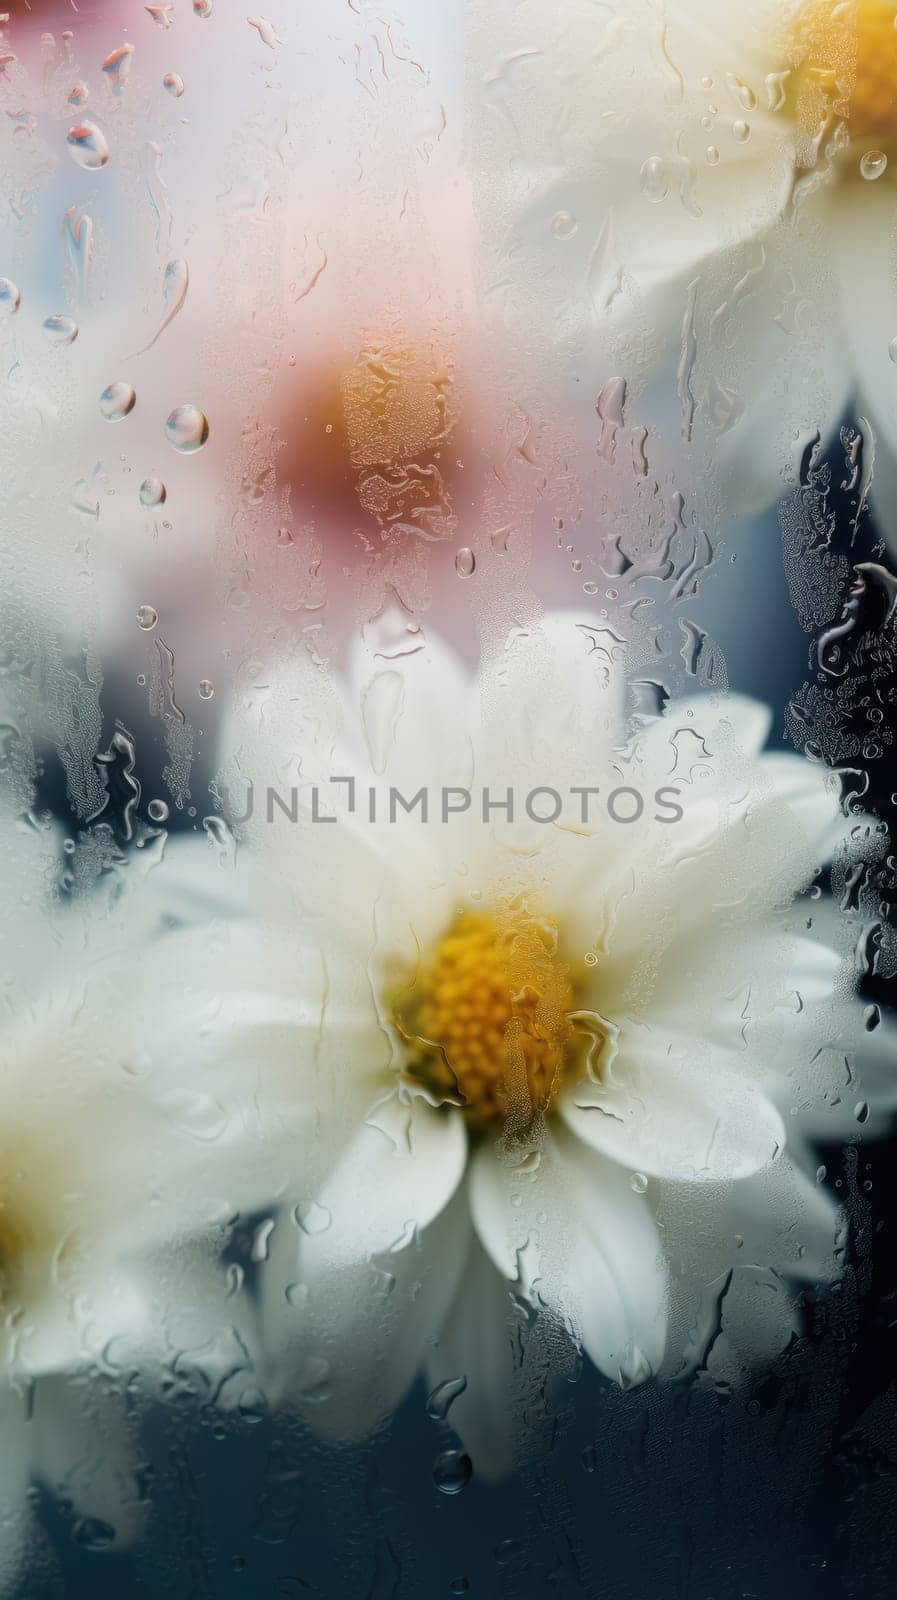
[[139, 475, 167, 507], [551, 209, 577, 238], [816, 1164, 827, 1184], [100, 380, 136, 420], [148, 798, 169, 822], [68, 81, 88, 106], [860, 150, 887, 180], [72, 1518, 115, 1552], [732, 119, 750, 142], [449, 1582, 471, 1597], [639, 155, 669, 203], [889, 337, 897, 364], [165, 403, 209, 452], [432, 1448, 473, 1496], [706, 145, 720, 165], [293, 1199, 331, 1235], [136, 604, 158, 630], [198, 678, 214, 700], [854, 1099, 870, 1124], [102, 42, 135, 94], [630, 1171, 648, 1194], [193, 0, 213, 15], [67, 120, 110, 169], [455, 546, 475, 578], [163, 71, 184, 96], [42, 312, 78, 344], [426, 1375, 468, 1422], [0, 277, 20, 315]]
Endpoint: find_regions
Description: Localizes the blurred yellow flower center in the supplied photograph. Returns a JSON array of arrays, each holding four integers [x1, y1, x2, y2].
[[392, 908, 575, 1132], [792, 0, 897, 143]]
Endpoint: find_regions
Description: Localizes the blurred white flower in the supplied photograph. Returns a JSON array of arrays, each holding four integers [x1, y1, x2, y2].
[[529, 0, 897, 530], [192, 611, 895, 1476], [0, 816, 264, 1584]]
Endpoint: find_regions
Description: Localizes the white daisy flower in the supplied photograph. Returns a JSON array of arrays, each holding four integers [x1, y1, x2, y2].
[[517, 0, 897, 530], [0, 816, 264, 1584], [198, 612, 894, 1476]]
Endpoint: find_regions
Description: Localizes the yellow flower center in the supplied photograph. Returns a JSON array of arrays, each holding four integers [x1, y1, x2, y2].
[[792, 0, 897, 144], [391, 907, 577, 1132]]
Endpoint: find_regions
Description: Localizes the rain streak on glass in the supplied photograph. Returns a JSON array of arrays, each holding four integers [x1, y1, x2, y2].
[[67, 120, 110, 170], [165, 404, 210, 452], [100, 381, 137, 420]]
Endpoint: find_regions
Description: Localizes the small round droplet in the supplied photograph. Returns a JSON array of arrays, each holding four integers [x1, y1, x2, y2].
[[706, 145, 720, 166], [193, 0, 213, 14], [0, 277, 20, 316], [148, 798, 169, 823], [640, 155, 669, 203], [860, 150, 887, 181], [433, 1449, 472, 1496], [100, 381, 136, 421], [139, 475, 167, 507], [630, 1171, 648, 1194], [68, 82, 88, 106], [43, 312, 78, 345], [67, 120, 110, 170], [551, 209, 577, 238], [455, 546, 476, 579], [163, 70, 185, 97], [732, 119, 750, 143], [136, 604, 158, 630], [165, 403, 209, 452], [198, 678, 214, 699]]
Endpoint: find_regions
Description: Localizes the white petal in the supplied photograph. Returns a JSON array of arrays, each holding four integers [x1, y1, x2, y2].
[[469, 1134, 667, 1382], [276, 1191, 470, 1440], [424, 1233, 519, 1481], [560, 1041, 786, 1182], [299, 1096, 467, 1278]]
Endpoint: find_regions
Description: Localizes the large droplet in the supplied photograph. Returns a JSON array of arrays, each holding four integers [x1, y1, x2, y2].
[[432, 1449, 473, 1496], [163, 71, 184, 97], [454, 546, 476, 578], [165, 403, 209, 452], [139, 475, 167, 507], [193, 0, 213, 14], [860, 150, 887, 181], [639, 155, 669, 203], [198, 678, 215, 700], [100, 381, 136, 420], [43, 312, 78, 345], [148, 798, 169, 822], [67, 120, 110, 170], [102, 43, 134, 94], [136, 604, 158, 630], [0, 278, 20, 316]]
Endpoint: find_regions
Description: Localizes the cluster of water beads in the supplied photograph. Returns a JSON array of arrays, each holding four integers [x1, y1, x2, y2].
[[96, 387, 209, 456]]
